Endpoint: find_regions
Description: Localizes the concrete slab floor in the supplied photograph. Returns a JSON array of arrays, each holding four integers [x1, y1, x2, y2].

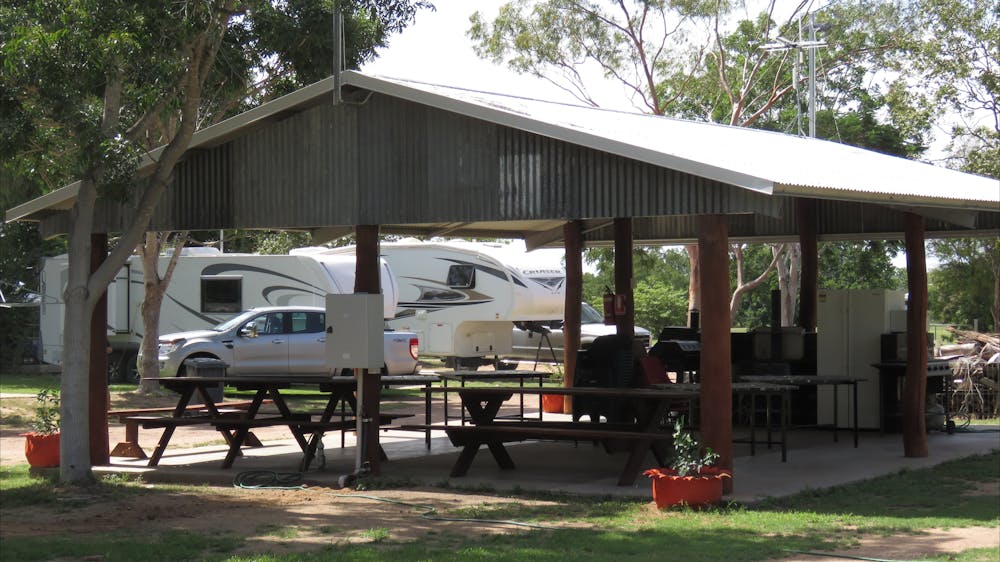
[[94, 423, 1000, 504]]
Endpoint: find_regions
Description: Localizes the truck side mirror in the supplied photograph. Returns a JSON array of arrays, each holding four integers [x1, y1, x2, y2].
[[238, 323, 259, 338]]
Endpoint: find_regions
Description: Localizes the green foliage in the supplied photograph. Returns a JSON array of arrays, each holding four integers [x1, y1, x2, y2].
[[668, 417, 719, 477], [30, 387, 60, 434], [818, 242, 905, 291], [928, 238, 1000, 332], [632, 280, 688, 334]]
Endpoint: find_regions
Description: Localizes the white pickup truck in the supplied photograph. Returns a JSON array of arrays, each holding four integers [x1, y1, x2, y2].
[[152, 306, 419, 377]]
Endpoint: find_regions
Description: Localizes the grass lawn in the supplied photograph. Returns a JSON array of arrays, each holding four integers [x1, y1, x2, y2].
[[1, 450, 997, 562]]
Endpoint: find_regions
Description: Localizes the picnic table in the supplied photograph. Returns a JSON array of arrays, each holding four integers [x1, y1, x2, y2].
[[405, 385, 699, 486], [143, 374, 438, 469], [435, 370, 552, 425]]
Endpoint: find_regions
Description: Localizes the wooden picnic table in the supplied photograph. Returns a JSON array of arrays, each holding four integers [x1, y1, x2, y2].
[[434, 370, 552, 424], [145, 374, 438, 469], [407, 385, 700, 486]]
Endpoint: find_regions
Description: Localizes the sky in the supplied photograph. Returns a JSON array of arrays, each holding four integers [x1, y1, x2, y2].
[[361, 1, 932, 270]]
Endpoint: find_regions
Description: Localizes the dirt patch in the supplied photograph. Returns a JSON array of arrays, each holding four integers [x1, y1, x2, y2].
[[1, 484, 560, 554], [778, 526, 1000, 562]]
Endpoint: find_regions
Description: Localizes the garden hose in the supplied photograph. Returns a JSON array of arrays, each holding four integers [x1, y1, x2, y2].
[[233, 470, 307, 490], [781, 550, 909, 562]]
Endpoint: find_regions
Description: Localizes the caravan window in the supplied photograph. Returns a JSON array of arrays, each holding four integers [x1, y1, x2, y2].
[[201, 276, 241, 313], [446, 264, 475, 289]]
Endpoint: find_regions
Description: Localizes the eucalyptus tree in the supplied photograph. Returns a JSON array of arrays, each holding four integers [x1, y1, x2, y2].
[[469, 0, 918, 325], [1, 0, 431, 484]]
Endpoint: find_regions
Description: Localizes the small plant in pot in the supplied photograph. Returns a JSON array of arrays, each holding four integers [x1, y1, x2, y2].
[[643, 417, 731, 509], [23, 387, 61, 468]]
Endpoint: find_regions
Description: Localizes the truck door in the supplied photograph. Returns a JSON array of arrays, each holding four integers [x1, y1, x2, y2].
[[286, 311, 327, 374], [231, 311, 290, 375]]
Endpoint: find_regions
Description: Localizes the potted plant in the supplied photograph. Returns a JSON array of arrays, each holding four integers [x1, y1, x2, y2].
[[541, 366, 565, 414], [643, 417, 731, 508], [23, 387, 60, 468]]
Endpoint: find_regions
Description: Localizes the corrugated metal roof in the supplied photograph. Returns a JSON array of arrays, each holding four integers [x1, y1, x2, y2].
[[5, 71, 998, 228], [346, 72, 997, 210]]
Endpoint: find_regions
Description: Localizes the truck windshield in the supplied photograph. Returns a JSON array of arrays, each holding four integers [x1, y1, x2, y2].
[[580, 302, 604, 324], [213, 311, 257, 332]]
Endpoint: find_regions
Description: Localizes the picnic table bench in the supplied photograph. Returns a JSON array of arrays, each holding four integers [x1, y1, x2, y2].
[[408, 385, 698, 486], [108, 400, 270, 460]]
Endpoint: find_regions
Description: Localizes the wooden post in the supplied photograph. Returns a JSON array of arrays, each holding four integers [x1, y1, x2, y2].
[[698, 215, 733, 492], [354, 225, 382, 474], [89, 233, 110, 466], [563, 220, 584, 413], [902, 213, 929, 457], [613, 218, 635, 341], [798, 199, 818, 331]]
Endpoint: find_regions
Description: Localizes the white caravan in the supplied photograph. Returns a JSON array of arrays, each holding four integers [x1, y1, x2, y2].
[[38, 248, 399, 379], [299, 241, 565, 367]]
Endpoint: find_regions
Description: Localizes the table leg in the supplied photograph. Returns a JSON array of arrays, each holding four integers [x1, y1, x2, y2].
[[619, 438, 653, 486], [147, 426, 176, 467], [852, 381, 859, 447], [424, 383, 432, 449], [780, 390, 789, 462], [443, 378, 450, 426], [833, 383, 840, 443], [749, 392, 757, 457]]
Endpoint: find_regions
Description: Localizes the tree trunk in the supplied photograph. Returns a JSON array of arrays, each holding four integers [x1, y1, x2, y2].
[[686, 244, 700, 326], [60, 181, 99, 484], [776, 243, 801, 326], [139, 232, 187, 393]]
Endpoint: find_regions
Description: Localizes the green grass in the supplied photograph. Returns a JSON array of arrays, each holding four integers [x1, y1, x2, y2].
[[0, 371, 136, 394], [2, 451, 997, 561]]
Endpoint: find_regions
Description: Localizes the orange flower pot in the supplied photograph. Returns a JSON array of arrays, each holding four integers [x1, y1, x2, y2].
[[23, 432, 60, 468], [644, 467, 731, 509], [541, 394, 564, 413]]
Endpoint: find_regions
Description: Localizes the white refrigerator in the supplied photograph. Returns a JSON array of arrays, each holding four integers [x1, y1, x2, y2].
[[816, 289, 907, 429]]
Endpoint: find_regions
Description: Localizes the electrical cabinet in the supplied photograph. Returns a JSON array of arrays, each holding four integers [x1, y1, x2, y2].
[[325, 294, 384, 371]]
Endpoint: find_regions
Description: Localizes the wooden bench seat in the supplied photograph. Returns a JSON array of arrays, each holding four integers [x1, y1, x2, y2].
[[108, 401, 270, 460], [400, 422, 673, 485]]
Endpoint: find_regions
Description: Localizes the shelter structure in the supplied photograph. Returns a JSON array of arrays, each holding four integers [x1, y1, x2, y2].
[[7, 72, 999, 486]]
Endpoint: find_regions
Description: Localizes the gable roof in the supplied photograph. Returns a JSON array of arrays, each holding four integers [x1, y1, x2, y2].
[[5, 71, 998, 243]]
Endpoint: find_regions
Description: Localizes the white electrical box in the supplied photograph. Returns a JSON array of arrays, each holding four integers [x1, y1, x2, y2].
[[325, 294, 384, 371]]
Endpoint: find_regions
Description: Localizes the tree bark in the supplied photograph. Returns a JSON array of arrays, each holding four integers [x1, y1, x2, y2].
[[798, 199, 818, 331], [139, 232, 188, 394], [902, 213, 929, 457], [686, 244, 700, 326]]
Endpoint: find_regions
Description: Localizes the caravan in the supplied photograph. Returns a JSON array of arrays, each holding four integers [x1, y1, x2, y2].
[[303, 241, 565, 368], [39, 248, 403, 380]]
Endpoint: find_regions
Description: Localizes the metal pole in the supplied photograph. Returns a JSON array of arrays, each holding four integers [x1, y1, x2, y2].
[[808, 13, 817, 138]]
